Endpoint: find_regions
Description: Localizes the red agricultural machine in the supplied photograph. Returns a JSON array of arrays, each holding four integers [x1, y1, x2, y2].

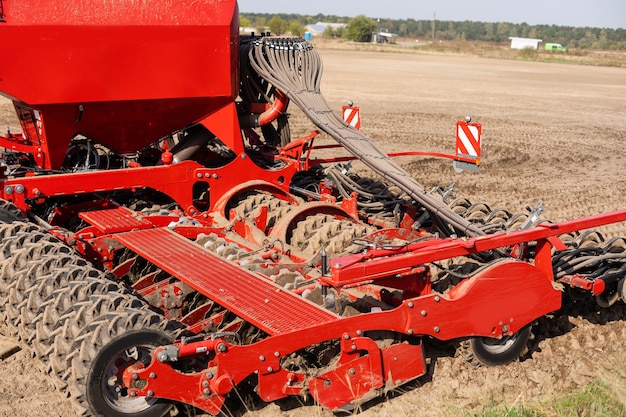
[[0, 1, 625, 416]]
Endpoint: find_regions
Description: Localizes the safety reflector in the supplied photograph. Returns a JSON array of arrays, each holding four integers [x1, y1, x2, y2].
[[342, 105, 361, 130], [454, 120, 482, 173]]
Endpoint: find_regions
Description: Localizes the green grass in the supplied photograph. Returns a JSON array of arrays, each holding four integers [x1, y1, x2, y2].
[[466, 381, 625, 417]]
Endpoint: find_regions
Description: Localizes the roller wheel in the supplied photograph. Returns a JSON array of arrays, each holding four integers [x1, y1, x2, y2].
[[83, 329, 174, 417], [596, 289, 619, 308], [0, 199, 25, 223], [290, 214, 374, 255], [463, 326, 531, 367], [230, 191, 294, 233]]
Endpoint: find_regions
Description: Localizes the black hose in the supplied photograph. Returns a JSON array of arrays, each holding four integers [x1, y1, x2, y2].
[[244, 37, 484, 238]]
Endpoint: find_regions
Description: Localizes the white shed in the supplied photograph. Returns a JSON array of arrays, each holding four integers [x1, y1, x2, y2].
[[509, 37, 542, 50]]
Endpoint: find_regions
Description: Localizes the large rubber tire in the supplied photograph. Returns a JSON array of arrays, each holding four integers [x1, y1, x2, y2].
[[467, 326, 532, 367], [84, 329, 173, 417], [70, 309, 180, 417]]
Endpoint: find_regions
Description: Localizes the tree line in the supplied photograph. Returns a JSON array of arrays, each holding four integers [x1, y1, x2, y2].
[[240, 13, 626, 50]]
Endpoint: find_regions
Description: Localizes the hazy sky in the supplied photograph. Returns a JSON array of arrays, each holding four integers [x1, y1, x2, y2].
[[237, 0, 625, 29]]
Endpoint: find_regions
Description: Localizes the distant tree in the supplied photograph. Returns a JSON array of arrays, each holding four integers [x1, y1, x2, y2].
[[268, 16, 288, 35], [289, 21, 305, 37], [239, 12, 626, 50], [346, 15, 377, 42], [240, 17, 251, 28]]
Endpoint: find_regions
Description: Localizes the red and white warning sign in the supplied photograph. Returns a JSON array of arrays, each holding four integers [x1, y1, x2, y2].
[[454, 120, 482, 172], [342, 105, 361, 130], [456, 121, 481, 159]]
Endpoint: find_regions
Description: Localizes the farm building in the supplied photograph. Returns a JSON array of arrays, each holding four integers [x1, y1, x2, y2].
[[509, 37, 542, 50], [372, 30, 398, 44], [305, 22, 348, 37]]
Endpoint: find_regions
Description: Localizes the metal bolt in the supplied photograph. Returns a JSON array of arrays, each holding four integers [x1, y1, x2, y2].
[[502, 324, 509, 333], [267, 367, 273, 372], [407, 302, 414, 308], [421, 310, 427, 317], [4, 186, 13, 195], [343, 333, 350, 340], [259, 355, 265, 361], [147, 390, 154, 397], [206, 372, 214, 379], [15, 185, 25, 194], [202, 381, 209, 387], [407, 329, 414, 335], [274, 351, 280, 358], [434, 326, 440, 333], [434, 296, 441, 302], [349, 368, 355, 375], [356, 330, 362, 336], [197, 173, 203, 178], [217, 343, 227, 352], [158, 353, 169, 362], [130, 392, 137, 397], [149, 373, 156, 379], [203, 388, 211, 396], [212, 173, 218, 179], [351, 345, 357, 351], [324, 379, 331, 386], [205, 173, 210, 178], [132, 374, 139, 380]]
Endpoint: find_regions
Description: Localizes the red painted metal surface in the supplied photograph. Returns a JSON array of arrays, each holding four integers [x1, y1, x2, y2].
[[0, 0, 240, 168], [329, 208, 626, 287], [125, 258, 560, 414], [0, 156, 300, 216], [79, 206, 153, 234], [114, 227, 339, 335]]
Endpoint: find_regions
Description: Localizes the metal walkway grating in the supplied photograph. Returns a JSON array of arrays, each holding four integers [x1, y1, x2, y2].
[[115, 227, 339, 335], [79, 206, 153, 234]]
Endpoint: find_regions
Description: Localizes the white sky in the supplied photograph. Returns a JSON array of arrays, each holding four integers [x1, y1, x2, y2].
[[237, 0, 625, 29]]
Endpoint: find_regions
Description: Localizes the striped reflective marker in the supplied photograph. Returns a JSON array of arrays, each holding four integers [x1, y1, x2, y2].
[[456, 122, 481, 158], [342, 106, 361, 130]]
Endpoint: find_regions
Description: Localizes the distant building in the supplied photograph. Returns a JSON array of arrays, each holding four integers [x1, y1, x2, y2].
[[372, 30, 398, 44], [305, 22, 347, 37], [509, 37, 542, 50]]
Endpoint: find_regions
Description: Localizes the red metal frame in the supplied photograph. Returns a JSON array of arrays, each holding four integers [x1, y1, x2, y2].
[[1, 1, 623, 414], [107, 208, 626, 414]]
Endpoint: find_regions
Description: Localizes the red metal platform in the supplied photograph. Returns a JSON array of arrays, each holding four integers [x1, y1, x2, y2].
[[79, 206, 154, 234], [114, 227, 339, 335]]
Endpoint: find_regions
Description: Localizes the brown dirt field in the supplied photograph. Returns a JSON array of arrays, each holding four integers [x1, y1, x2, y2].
[[1, 48, 626, 416]]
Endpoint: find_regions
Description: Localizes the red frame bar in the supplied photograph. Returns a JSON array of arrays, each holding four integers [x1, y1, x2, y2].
[[328, 209, 626, 287]]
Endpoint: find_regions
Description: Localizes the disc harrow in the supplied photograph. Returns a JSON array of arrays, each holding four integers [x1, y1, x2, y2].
[[0, 3, 624, 416]]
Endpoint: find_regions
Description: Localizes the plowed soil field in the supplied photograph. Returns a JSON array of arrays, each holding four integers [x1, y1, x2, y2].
[[1, 48, 625, 416]]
